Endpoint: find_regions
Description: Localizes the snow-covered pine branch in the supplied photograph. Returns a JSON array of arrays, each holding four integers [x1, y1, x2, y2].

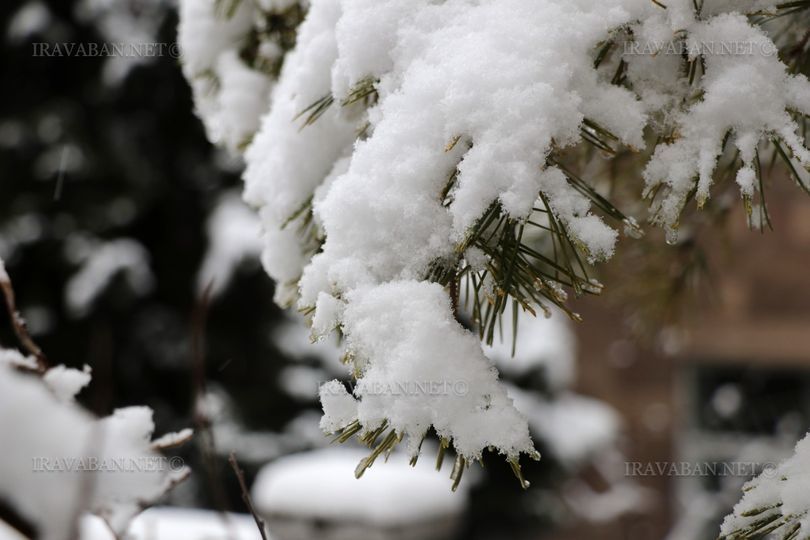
[[719, 433, 810, 539], [178, 0, 810, 487]]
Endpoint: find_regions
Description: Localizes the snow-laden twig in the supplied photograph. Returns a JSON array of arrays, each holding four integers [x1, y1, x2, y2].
[[0, 258, 47, 372]]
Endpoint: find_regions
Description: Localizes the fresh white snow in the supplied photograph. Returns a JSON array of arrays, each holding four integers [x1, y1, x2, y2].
[[179, 0, 810, 468]]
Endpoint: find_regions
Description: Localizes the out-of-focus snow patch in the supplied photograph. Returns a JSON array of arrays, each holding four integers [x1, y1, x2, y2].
[[74, 0, 172, 86], [0, 360, 188, 540], [6, 1, 51, 43], [272, 315, 344, 375], [562, 449, 655, 524], [564, 478, 654, 523], [508, 385, 620, 467], [0, 213, 47, 261], [278, 365, 328, 402], [483, 308, 576, 391], [64, 237, 153, 317], [0, 348, 38, 371], [79, 507, 263, 540], [196, 387, 325, 464], [197, 193, 263, 298], [252, 447, 467, 537], [151, 428, 194, 450]]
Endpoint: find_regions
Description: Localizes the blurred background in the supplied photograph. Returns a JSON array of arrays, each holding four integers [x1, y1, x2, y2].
[[2, 1, 810, 539]]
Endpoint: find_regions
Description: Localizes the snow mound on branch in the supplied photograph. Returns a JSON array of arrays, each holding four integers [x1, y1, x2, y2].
[[720, 432, 810, 538], [643, 13, 810, 236], [251, 447, 468, 525], [178, 0, 276, 153], [0, 359, 188, 540], [242, 0, 357, 306], [321, 281, 534, 461]]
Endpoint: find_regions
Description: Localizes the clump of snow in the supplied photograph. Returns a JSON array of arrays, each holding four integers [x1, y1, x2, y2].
[[318, 380, 357, 433], [323, 281, 535, 461], [0, 360, 188, 540], [251, 447, 468, 526], [43, 364, 92, 402], [642, 12, 810, 238], [178, 0, 299, 153], [0, 347, 38, 371], [242, 0, 357, 306]]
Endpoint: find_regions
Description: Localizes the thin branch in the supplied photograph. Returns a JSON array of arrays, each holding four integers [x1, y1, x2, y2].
[[227, 453, 268, 540], [190, 282, 231, 515], [0, 258, 48, 373]]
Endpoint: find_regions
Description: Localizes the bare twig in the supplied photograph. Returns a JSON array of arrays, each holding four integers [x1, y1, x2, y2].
[[227, 452, 268, 540], [0, 258, 48, 372], [190, 282, 231, 516]]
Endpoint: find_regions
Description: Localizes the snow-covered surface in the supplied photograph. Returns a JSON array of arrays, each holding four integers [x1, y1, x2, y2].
[[79, 507, 262, 540], [0, 357, 188, 540], [252, 447, 468, 526], [180, 0, 810, 467]]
